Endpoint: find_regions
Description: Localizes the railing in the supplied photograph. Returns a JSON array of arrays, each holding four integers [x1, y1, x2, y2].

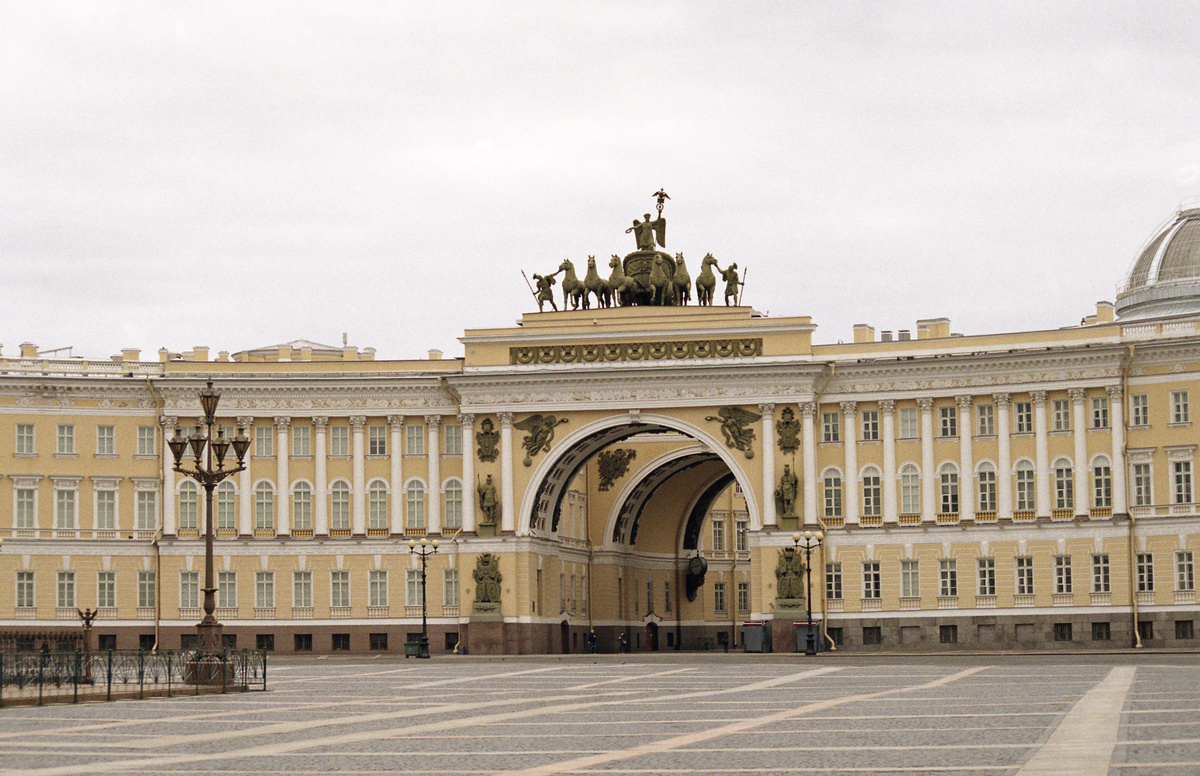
[[1051, 509, 1074, 522], [1052, 593, 1074, 606], [1014, 594, 1035, 607], [860, 514, 883, 527], [1136, 591, 1155, 605], [937, 596, 958, 610], [974, 511, 997, 523], [936, 512, 959, 525], [898, 513, 921, 526], [976, 595, 996, 609], [899, 597, 920, 611], [0, 648, 266, 707], [1091, 592, 1112, 606], [1175, 590, 1196, 605], [860, 598, 882, 612]]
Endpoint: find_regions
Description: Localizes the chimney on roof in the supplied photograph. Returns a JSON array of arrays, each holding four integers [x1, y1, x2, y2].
[[853, 324, 875, 344], [428, 349, 443, 360]]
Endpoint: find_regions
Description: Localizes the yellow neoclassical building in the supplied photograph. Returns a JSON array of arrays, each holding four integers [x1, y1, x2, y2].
[[2, 206, 1199, 654]]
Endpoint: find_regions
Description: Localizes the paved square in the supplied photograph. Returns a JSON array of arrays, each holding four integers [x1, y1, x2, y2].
[[1, 653, 1197, 775]]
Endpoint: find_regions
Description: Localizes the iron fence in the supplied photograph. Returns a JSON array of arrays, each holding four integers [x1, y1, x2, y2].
[[0, 648, 267, 706]]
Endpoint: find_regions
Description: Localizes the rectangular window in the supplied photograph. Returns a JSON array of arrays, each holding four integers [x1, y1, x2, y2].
[[95, 489, 116, 530], [977, 468, 997, 512], [1055, 464, 1074, 510], [1133, 463, 1153, 507], [1092, 555, 1110, 593], [293, 571, 312, 608], [405, 424, 424, 455], [862, 561, 881, 599], [1054, 622, 1073, 642], [136, 490, 156, 531], [254, 426, 273, 457], [218, 571, 237, 609], [444, 424, 462, 455], [1016, 466, 1036, 511], [1015, 402, 1033, 433], [1172, 390, 1190, 424], [96, 425, 115, 455], [826, 562, 843, 600], [254, 572, 274, 608], [97, 571, 115, 609], [1052, 399, 1070, 431], [1177, 551, 1195, 592], [735, 517, 748, 551], [823, 475, 843, 518], [1015, 556, 1034, 596], [137, 426, 156, 456], [1138, 621, 1154, 641], [901, 560, 920, 598], [406, 569, 424, 607], [55, 489, 76, 529], [444, 569, 459, 608], [821, 412, 839, 443], [1093, 463, 1112, 508], [1055, 556, 1073, 594], [57, 571, 75, 609], [330, 426, 350, 456], [977, 557, 996, 597], [862, 473, 882, 517], [737, 581, 750, 612], [861, 410, 879, 441], [57, 424, 75, 454], [368, 425, 387, 456], [16, 571, 35, 608], [710, 518, 726, 551], [664, 580, 672, 613], [1174, 461, 1193, 504], [1091, 397, 1109, 429], [292, 426, 311, 457], [15, 423, 35, 454], [898, 407, 918, 439], [138, 571, 156, 609], [368, 570, 388, 607], [939, 559, 957, 597], [1131, 394, 1149, 427], [940, 624, 958, 644], [862, 626, 882, 645], [1137, 553, 1154, 592], [939, 406, 957, 437], [180, 571, 199, 609], [1092, 622, 1111, 641], [330, 570, 350, 608], [976, 404, 995, 436], [15, 488, 36, 529], [712, 582, 726, 612]]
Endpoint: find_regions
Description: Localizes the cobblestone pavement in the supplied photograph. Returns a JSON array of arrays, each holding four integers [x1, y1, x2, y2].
[[0, 653, 1197, 775]]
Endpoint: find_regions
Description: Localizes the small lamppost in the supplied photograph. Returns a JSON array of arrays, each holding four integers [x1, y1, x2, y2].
[[792, 530, 824, 656], [408, 537, 439, 659], [167, 381, 250, 656]]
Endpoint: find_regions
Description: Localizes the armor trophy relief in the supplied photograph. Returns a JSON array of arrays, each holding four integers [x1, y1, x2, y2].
[[525, 191, 744, 311]]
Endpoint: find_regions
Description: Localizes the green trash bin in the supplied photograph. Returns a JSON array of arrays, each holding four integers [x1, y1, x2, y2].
[[404, 641, 421, 658]]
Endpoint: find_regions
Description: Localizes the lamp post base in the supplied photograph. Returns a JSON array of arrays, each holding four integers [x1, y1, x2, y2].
[[196, 619, 224, 653], [417, 635, 431, 659]]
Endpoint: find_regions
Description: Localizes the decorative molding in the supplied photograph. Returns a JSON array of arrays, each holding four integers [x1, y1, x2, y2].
[[510, 338, 763, 365]]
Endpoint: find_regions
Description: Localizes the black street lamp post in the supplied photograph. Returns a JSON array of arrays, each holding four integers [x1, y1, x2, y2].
[[792, 530, 824, 656], [167, 381, 250, 657], [408, 537, 439, 659]]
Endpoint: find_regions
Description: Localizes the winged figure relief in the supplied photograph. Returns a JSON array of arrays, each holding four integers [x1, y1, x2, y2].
[[705, 406, 761, 458]]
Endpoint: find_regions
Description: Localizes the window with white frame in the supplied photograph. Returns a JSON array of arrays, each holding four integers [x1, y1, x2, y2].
[[95, 488, 116, 530], [292, 425, 311, 457], [254, 426, 273, 457], [939, 406, 957, 437], [368, 425, 387, 456], [976, 404, 995, 436], [406, 569, 423, 607], [1136, 553, 1154, 592], [711, 516, 726, 551], [1092, 457, 1112, 508], [737, 581, 750, 612], [444, 568, 459, 608], [293, 571, 312, 608], [939, 559, 957, 597], [1015, 556, 1034, 595], [55, 487, 77, 529], [1052, 399, 1070, 431], [57, 424, 75, 455], [862, 467, 882, 516], [1177, 551, 1195, 592], [255, 571, 274, 608], [368, 481, 388, 530], [1091, 396, 1109, 429], [861, 410, 879, 441], [138, 571, 156, 609], [137, 426, 156, 456], [898, 407, 918, 439], [136, 489, 156, 531], [901, 560, 920, 598], [405, 424, 424, 455], [823, 472, 843, 518], [330, 425, 350, 456], [1055, 556, 1072, 594], [368, 570, 388, 607], [712, 582, 726, 612], [1015, 460, 1036, 511], [178, 481, 199, 530], [97, 571, 115, 608], [216, 481, 236, 530], [977, 462, 997, 512], [826, 562, 842, 600], [977, 557, 996, 596], [1014, 402, 1033, 433], [900, 464, 920, 513], [735, 516, 749, 550], [330, 570, 349, 608], [822, 412, 839, 443], [1172, 391, 1190, 424], [443, 423, 462, 455], [15, 487, 36, 529], [292, 483, 313, 531], [96, 425, 115, 455], [1053, 459, 1074, 510], [405, 482, 426, 529], [218, 571, 237, 609], [1092, 554, 1110, 593], [330, 482, 351, 531], [16, 571, 35, 608], [1133, 463, 1153, 506], [862, 562, 881, 599], [16, 423, 35, 455], [180, 571, 199, 609], [1131, 394, 1149, 427], [939, 463, 959, 513], [1174, 460, 1193, 504], [664, 580, 672, 612], [254, 482, 275, 530], [57, 571, 75, 609], [444, 479, 463, 529]]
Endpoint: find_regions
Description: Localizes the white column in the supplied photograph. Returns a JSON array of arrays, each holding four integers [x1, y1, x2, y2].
[[1070, 389, 1088, 517], [499, 412, 515, 534], [387, 416, 404, 535], [426, 415, 442, 535], [760, 403, 776, 528], [994, 395, 1012, 519], [957, 396, 974, 522], [801, 403, 817, 526], [275, 416, 290, 537], [160, 416, 177, 537], [880, 400, 897, 524], [1108, 385, 1127, 515], [461, 414, 476, 533], [237, 416, 254, 536], [313, 417, 328, 536], [350, 416, 367, 536], [919, 398, 935, 522], [1033, 391, 1050, 518], [841, 401, 858, 525]]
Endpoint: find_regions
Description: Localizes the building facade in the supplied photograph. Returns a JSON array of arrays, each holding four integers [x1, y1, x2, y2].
[[2, 208, 1199, 654]]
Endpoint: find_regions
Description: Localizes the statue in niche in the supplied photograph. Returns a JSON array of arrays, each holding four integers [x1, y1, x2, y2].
[[474, 553, 503, 605], [477, 474, 498, 525], [776, 406, 800, 453], [512, 414, 568, 466], [705, 406, 761, 459], [476, 418, 499, 463], [597, 449, 637, 491], [775, 464, 799, 518], [775, 547, 806, 605]]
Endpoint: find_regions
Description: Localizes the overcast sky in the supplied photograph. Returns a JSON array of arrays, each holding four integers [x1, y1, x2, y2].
[[3, 2, 1198, 360]]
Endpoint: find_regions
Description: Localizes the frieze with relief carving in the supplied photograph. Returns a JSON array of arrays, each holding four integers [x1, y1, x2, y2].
[[510, 338, 761, 365]]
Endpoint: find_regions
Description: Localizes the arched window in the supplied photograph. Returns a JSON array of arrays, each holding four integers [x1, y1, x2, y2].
[[254, 482, 275, 531], [329, 481, 350, 532], [292, 482, 312, 532], [1092, 456, 1112, 509], [368, 481, 388, 530], [977, 462, 997, 512], [444, 479, 463, 530], [862, 466, 882, 517], [900, 464, 920, 514], [406, 481, 426, 530], [939, 463, 959, 514], [822, 470, 843, 518], [1054, 457, 1074, 510], [1015, 460, 1036, 511], [216, 481, 236, 531], [178, 481, 199, 530]]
